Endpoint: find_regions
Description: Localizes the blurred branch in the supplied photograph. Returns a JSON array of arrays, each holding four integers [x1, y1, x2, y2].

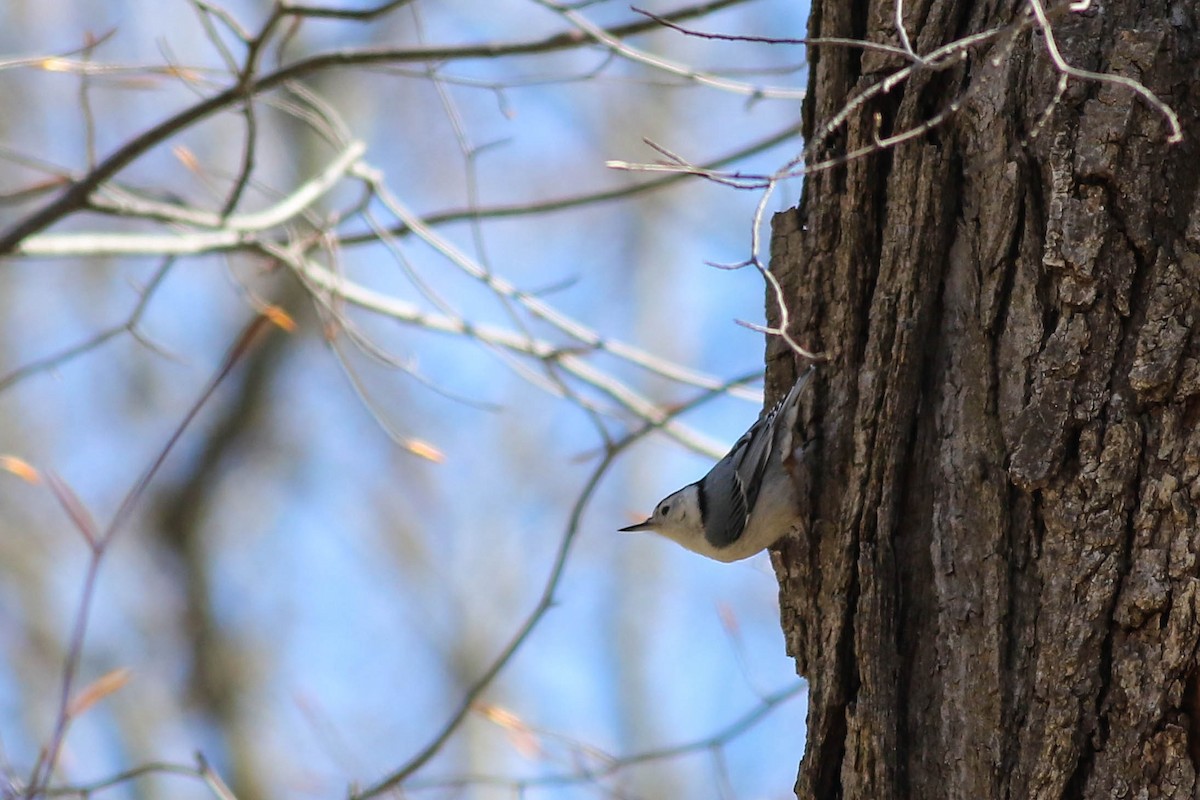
[[18, 142, 366, 256], [45, 761, 202, 797], [351, 447, 618, 800], [275, 0, 415, 20], [0, 258, 174, 393], [196, 753, 240, 800], [24, 315, 277, 800], [45, 666, 800, 800], [45, 752, 242, 800], [0, 28, 117, 72], [333, 121, 802, 246], [290, 248, 734, 459], [152, 283, 301, 800], [4, 0, 783, 461], [531, 0, 806, 100], [39, 364, 768, 800], [0, 0, 750, 254], [410, 7, 615, 449], [346, 155, 760, 404], [351, 369, 760, 800], [18, 139, 765, 458], [72, 119, 805, 350], [409, 682, 804, 793]]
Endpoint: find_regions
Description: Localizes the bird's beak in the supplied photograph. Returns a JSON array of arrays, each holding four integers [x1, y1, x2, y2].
[[619, 518, 654, 532]]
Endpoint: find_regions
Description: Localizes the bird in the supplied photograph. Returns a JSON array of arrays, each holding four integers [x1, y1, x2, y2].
[[619, 367, 813, 562]]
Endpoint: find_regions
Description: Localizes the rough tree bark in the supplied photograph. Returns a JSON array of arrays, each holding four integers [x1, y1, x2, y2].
[[766, 0, 1200, 797]]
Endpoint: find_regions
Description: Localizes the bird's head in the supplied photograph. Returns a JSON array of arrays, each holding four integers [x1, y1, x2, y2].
[[619, 483, 703, 548]]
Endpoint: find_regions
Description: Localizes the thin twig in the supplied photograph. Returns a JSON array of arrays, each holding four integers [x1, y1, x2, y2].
[[350, 444, 619, 799], [0, 258, 175, 393], [85, 122, 800, 244], [24, 316, 276, 799], [633, 6, 912, 60], [18, 142, 366, 255], [351, 368, 761, 799], [1026, 0, 1181, 142], [285, 247, 737, 458], [44, 761, 202, 797], [893, 0, 920, 62], [0, 0, 750, 253], [279, 0, 414, 21], [0, 28, 118, 72], [532, 0, 806, 100], [406, 682, 804, 793]]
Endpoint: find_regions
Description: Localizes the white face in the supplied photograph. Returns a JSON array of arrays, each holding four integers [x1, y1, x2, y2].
[[620, 484, 713, 555], [645, 484, 701, 540], [653, 492, 684, 524], [621, 483, 753, 562]]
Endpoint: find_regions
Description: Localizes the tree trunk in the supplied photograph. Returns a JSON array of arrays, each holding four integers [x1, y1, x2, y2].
[[767, 1, 1200, 797]]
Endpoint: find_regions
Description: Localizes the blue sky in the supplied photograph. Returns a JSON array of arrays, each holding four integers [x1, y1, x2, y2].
[[0, 1, 812, 797]]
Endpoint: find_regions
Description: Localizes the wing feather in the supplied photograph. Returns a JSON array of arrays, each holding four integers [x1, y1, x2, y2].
[[700, 368, 813, 550], [701, 456, 749, 548]]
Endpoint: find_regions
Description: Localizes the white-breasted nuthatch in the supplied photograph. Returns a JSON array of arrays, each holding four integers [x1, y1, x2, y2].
[[620, 367, 813, 562]]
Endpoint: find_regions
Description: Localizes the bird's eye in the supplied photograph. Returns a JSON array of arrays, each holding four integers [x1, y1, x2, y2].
[[660, 503, 671, 516]]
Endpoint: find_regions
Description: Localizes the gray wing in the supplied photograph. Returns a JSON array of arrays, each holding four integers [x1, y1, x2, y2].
[[701, 413, 776, 549], [700, 368, 813, 550]]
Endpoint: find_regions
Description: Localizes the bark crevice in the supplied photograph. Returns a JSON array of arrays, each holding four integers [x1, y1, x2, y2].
[[770, 0, 1200, 797]]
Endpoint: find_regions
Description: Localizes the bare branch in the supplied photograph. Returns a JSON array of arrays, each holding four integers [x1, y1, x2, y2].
[[195, 753, 240, 800], [893, 0, 920, 62], [405, 682, 804, 793], [1026, 0, 1182, 143], [18, 142, 366, 255], [532, 0, 806, 100], [0, 258, 174, 393], [350, 368, 765, 799], [23, 315, 275, 798], [278, 0, 415, 21], [17, 136, 765, 461], [288, 249, 736, 459], [0, 0, 751, 254], [0, 28, 117, 71], [45, 761, 203, 797], [633, 5, 912, 60], [85, 121, 800, 244]]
